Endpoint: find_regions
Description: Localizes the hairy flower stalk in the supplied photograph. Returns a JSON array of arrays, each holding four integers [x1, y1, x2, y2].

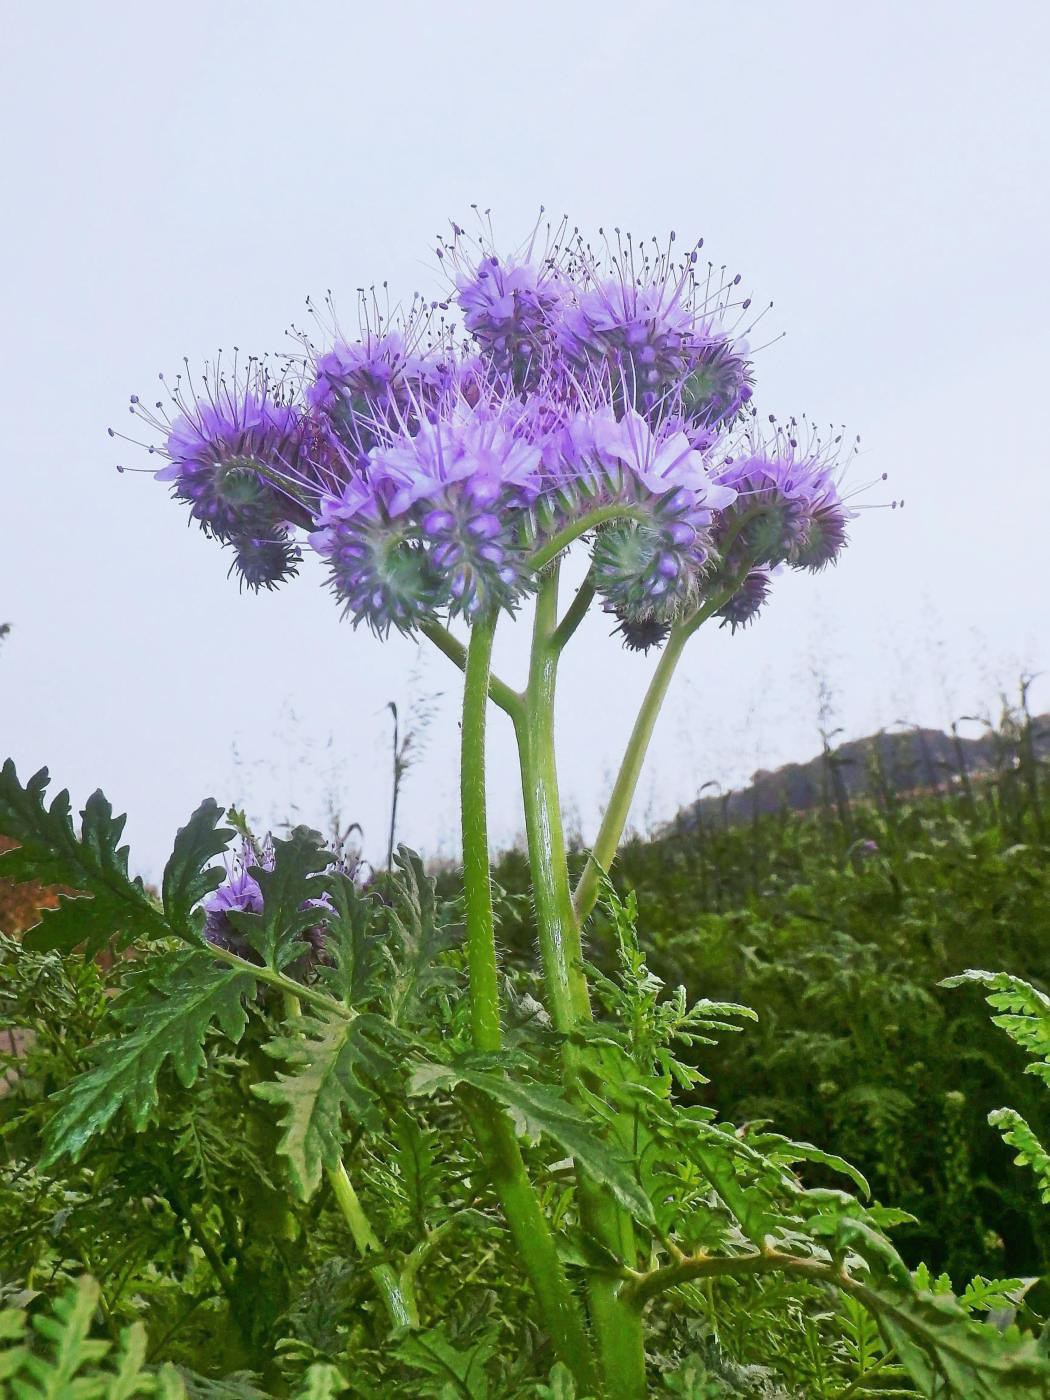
[[123, 214, 874, 1400]]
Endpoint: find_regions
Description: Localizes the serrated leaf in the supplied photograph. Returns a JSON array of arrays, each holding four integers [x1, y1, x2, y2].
[[228, 827, 330, 970], [869, 1281, 1050, 1398], [103, 1321, 152, 1400], [318, 873, 384, 1007], [532, 1361, 583, 1400], [769, 1137, 870, 1197], [0, 761, 169, 954], [409, 1062, 654, 1226], [942, 969, 1050, 1062], [959, 1275, 1031, 1315], [41, 952, 255, 1164], [162, 799, 234, 936], [254, 1011, 393, 1199]]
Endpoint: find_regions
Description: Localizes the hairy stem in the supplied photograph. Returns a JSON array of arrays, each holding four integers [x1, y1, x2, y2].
[[327, 1160, 419, 1330], [458, 607, 599, 1390], [550, 570, 597, 655], [461, 615, 503, 1052], [207, 943, 352, 1020], [514, 567, 591, 1031], [529, 503, 650, 573], [515, 567, 648, 1399]]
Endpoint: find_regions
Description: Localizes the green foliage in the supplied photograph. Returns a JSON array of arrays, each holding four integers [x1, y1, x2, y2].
[[228, 828, 331, 971], [394, 1325, 499, 1397], [382, 847, 460, 1027], [255, 1012, 393, 1200], [0, 1277, 186, 1399], [409, 1060, 655, 1224], [480, 774, 1050, 1282], [3, 753, 1050, 1397], [944, 970, 1050, 1203], [0, 763, 170, 955], [161, 802, 234, 939], [41, 953, 256, 1166]]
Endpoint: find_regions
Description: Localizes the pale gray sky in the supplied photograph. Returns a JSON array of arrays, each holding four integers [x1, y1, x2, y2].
[[1, 0, 1047, 877]]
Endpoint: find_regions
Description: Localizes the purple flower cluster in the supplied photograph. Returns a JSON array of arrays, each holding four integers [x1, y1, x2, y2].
[[125, 219, 861, 644]]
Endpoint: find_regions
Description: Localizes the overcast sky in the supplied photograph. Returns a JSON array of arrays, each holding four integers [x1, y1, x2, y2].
[[1, 0, 1047, 878]]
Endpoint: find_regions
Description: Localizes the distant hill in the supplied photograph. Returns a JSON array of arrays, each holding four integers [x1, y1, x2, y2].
[[670, 712, 1050, 831]]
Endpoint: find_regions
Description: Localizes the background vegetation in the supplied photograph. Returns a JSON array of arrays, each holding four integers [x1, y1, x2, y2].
[[1, 692, 1046, 1396]]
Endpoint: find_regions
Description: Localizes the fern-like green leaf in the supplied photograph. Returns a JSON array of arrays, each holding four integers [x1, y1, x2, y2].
[[290, 1363, 348, 1400], [941, 968, 1050, 1065], [395, 1325, 498, 1399], [254, 1011, 393, 1199], [41, 952, 256, 1165], [0, 1278, 184, 1399], [988, 1107, 1050, 1203], [0, 761, 169, 954]]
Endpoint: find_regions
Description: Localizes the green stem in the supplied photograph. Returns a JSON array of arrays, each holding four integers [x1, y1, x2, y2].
[[458, 608, 599, 1391], [327, 1160, 418, 1330], [572, 573, 751, 926], [572, 618, 694, 927], [421, 618, 523, 721], [208, 944, 352, 1020], [462, 616, 502, 1052], [515, 567, 647, 1399], [459, 1091, 599, 1392], [279, 991, 418, 1331], [550, 570, 597, 655], [529, 504, 650, 573], [514, 566, 591, 1031]]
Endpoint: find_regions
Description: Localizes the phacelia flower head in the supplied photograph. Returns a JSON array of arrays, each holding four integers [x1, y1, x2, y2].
[[123, 215, 868, 644], [307, 327, 451, 447], [309, 476, 443, 637], [717, 568, 772, 632], [439, 214, 574, 389], [371, 386, 543, 619], [553, 405, 738, 624], [454, 256, 568, 387], [557, 234, 753, 424], [118, 360, 317, 593], [713, 421, 855, 573]]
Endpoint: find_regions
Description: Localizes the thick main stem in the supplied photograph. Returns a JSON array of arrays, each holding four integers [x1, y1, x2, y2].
[[459, 615, 598, 1391], [516, 569, 648, 1400], [514, 569, 592, 1031], [461, 615, 502, 1053]]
